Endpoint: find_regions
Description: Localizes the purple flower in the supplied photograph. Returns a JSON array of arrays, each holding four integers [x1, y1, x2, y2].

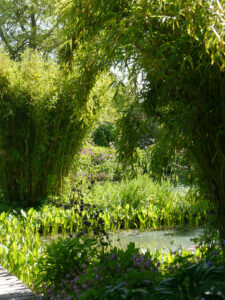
[[88, 148, 94, 155], [82, 284, 87, 289], [66, 274, 70, 278], [82, 149, 87, 155], [111, 254, 115, 260], [222, 239, 225, 246], [208, 261, 212, 267], [213, 251, 218, 256]]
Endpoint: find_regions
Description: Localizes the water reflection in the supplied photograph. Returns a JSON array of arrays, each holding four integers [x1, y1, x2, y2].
[[110, 227, 204, 252]]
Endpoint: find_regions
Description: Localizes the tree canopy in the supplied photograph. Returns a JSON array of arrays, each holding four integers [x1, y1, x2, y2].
[[58, 0, 225, 238], [0, 0, 57, 59]]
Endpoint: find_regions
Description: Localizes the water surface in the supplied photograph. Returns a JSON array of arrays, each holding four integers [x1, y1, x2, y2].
[[110, 227, 204, 252]]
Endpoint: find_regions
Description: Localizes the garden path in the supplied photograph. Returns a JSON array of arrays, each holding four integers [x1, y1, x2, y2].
[[0, 265, 36, 299]]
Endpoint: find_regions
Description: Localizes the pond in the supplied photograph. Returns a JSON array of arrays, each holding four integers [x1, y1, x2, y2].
[[109, 227, 204, 253]]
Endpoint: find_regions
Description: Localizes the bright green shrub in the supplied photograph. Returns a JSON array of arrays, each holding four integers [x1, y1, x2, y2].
[[0, 49, 107, 205]]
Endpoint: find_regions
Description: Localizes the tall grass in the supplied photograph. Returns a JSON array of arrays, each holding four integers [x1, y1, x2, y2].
[[88, 175, 210, 230]]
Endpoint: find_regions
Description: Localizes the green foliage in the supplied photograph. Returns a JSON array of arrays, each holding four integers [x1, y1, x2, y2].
[[0, 188, 220, 297], [0, 176, 211, 289], [65, 145, 152, 193], [89, 175, 210, 230], [0, 204, 105, 287], [91, 74, 136, 148], [59, 0, 225, 239], [35, 236, 103, 291], [40, 241, 225, 300], [157, 259, 225, 300], [93, 123, 115, 147], [0, 0, 57, 59], [43, 242, 160, 299], [0, 49, 109, 205], [65, 145, 121, 190]]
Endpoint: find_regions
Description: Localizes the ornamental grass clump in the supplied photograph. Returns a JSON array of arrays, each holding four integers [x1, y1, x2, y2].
[[0, 48, 105, 206]]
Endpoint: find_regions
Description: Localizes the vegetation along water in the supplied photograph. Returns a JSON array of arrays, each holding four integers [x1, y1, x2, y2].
[[0, 0, 225, 299]]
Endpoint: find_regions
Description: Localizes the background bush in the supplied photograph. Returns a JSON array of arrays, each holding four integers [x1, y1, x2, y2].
[[92, 122, 115, 147]]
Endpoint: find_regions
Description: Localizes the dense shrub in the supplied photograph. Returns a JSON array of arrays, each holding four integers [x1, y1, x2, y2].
[[39, 241, 225, 300], [65, 145, 152, 193], [0, 49, 109, 205], [35, 236, 104, 290], [93, 123, 115, 147]]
